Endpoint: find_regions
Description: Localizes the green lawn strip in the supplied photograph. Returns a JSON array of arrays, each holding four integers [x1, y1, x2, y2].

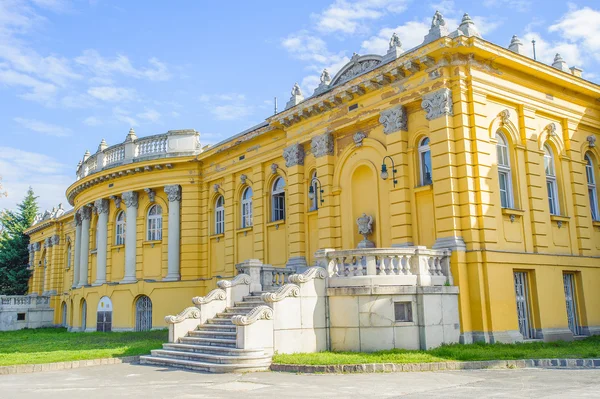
[[273, 336, 600, 365], [0, 328, 167, 366]]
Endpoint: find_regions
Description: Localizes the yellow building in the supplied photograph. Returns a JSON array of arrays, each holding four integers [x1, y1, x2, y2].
[[25, 12, 600, 343]]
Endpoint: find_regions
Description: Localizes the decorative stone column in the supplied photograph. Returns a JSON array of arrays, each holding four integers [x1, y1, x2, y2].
[[121, 191, 138, 284], [93, 199, 109, 286], [313, 134, 337, 249], [73, 211, 82, 288], [283, 142, 307, 270], [164, 185, 181, 281], [77, 206, 92, 287], [43, 237, 52, 294]]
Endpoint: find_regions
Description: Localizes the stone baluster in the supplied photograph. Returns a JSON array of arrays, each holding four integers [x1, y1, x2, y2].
[[121, 191, 138, 284], [164, 185, 181, 281], [77, 206, 92, 287], [73, 211, 82, 288], [93, 199, 109, 286]]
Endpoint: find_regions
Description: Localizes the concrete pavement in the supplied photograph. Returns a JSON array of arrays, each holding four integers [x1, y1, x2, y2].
[[1, 363, 599, 398]]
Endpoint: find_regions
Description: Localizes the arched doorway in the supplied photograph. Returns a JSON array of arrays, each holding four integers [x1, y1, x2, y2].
[[81, 299, 87, 331], [61, 302, 67, 327], [96, 296, 112, 332], [135, 296, 152, 331]]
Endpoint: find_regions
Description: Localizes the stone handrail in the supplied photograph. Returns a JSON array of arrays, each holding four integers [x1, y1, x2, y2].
[[316, 246, 453, 286], [76, 129, 200, 180], [288, 267, 327, 284], [261, 284, 300, 303], [235, 260, 295, 292], [217, 274, 251, 289], [164, 306, 200, 324], [0, 296, 50, 308], [191, 289, 226, 305], [231, 305, 274, 326]]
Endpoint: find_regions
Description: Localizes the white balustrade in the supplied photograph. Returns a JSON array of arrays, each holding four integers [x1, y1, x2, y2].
[[136, 134, 168, 157], [104, 144, 125, 167]]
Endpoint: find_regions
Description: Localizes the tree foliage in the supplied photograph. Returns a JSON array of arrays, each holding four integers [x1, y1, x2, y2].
[[0, 188, 38, 295]]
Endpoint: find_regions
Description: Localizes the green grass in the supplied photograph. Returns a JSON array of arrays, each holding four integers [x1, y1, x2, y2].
[[0, 328, 167, 366], [273, 336, 600, 365]]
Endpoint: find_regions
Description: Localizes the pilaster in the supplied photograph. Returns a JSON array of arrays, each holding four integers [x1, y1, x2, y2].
[[315, 154, 337, 249], [252, 165, 265, 262], [224, 174, 235, 274], [93, 198, 109, 286], [73, 211, 82, 287], [77, 205, 92, 287], [164, 184, 182, 281], [121, 191, 138, 283]]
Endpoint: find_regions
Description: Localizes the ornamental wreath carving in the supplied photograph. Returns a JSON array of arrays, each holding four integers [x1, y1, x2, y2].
[[122, 191, 139, 208], [283, 144, 305, 167], [421, 88, 453, 120], [311, 133, 334, 158], [164, 185, 182, 202], [379, 105, 408, 134]]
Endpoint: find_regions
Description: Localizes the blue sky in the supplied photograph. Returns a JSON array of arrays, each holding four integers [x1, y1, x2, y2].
[[1, 0, 599, 212]]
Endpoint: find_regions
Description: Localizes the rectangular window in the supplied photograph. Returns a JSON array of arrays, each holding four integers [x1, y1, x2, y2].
[[547, 179, 559, 215], [589, 187, 599, 221], [514, 271, 534, 339], [420, 151, 432, 186], [215, 209, 225, 234], [17, 313, 26, 321], [394, 302, 413, 322], [563, 273, 580, 336], [499, 171, 510, 208], [272, 193, 285, 221]]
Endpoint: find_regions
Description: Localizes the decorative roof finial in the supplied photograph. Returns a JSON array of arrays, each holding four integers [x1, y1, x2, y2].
[[285, 82, 305, 110], [313, 69, 331, 96], [423, 11, 449, 44], [125, 127, 137, 143], [83, 150, 90, 161], [552, 53, 570, 72], [97, 138, 108, 153], [458, 13, 482, 38], [383, 32, 404, 63], [508, 35, 524, 54], [389, 32, 402, 50]]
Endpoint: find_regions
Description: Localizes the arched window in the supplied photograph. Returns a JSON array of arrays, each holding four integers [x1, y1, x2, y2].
[[135, 295, 152, 332], [271, 177, 286, 221], [496, 132, 513, 208], [309, 171, 319, 211], [215, 196, 225, 234], [81, 299, 87, 331], [419, 137, 432, 186], [66, 243, 72, 270], [241, 187, 253, 228], [585, 154, 599, 221], [115, 211, 125, 245], [544, 144, 560, 215], [146, 204, 163, 241]]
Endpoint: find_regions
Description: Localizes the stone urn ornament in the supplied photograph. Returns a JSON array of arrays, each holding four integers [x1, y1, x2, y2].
[[356, 213, 375, 248]]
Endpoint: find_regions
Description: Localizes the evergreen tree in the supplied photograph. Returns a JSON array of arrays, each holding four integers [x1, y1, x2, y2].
[[0, 188, 38, 295]]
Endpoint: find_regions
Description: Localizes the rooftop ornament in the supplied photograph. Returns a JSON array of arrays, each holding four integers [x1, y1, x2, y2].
[[383, 32, 404, 63], [509, 35, 524, 54], [313, 69, 332, 96], [423, 10, 449, 45], [552, 53, 570, 73], [285, 83, 304, 110], [457, 13, 482, 38]]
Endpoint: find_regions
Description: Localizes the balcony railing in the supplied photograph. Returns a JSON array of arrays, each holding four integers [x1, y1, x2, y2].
[[76, 129, 200, 180], [0, 295, 51, 308]]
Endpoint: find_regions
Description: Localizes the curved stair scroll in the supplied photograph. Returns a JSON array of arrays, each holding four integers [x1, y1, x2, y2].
[[231, 305, 274, 326], [288, 267, 327, 284], [192, 288, 226, 305], [261, 284, 300, 303], [164, 306, 200, 324]]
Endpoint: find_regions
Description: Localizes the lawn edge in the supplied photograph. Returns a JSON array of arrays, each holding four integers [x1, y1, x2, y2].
[[0, 356, 140, 375], [271, 358, 600, 373]]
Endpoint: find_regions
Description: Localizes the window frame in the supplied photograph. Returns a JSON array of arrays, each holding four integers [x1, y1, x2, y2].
[[418, 137, 432, 186], [241, 187, 253, 228], [544, 144, 560, 216], [146, 204, 163, 241], [585, 154, 599, 221], [66, 243, 72, 270], [309, 171, 319, 212], [271, 177, 286, 222], [496, 131, 514, 209], [115, 210, 126, 245], [215, 195, 225, 235]]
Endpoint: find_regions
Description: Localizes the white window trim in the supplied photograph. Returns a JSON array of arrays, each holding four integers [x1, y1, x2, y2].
[[66, 244, 71, 269], [241, 187, 253, 228], [215, 196, 225, 235], [115, 211, 126, 245], [309, 171, 319, 211], [585, 155, 599, 221], [146, 204, 163, 241], [271, 177, 286, 222], [418, 137, 432, 186], [496, 132, 514, 209], [544, 145, 560, 216]]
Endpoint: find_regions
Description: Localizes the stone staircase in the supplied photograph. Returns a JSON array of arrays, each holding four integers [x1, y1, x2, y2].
[[140, 292, 273, 373]]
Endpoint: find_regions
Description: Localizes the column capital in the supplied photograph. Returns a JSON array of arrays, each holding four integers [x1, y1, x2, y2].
[[122, 191, 139, 208], [311, 132, 334, 158], [283, 143, 305, 167], [44, 237, 53, 248], [379, 105, 408, 134], [421, 88, 453, 121], [109, 195, 121, 209], [144, 188, 156, 203], [51, 234, 60, 246], [164, 184, 182, 202], [80, 206, 92, 221], [94, 198, 109, 214]]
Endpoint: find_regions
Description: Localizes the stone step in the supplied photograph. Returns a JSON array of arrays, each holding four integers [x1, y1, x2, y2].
[[139, 356, 271, 373], [219, 309, 251, 316], [196, 324, 236, 333], [163, 343, 265, 357], [179, 336, 236, 348], [206, 318, 234, 325], [149, 349, 271, 365], [226, 306, 258, 312], [234, 300, 264, 307], [188, 330, 237, 339]]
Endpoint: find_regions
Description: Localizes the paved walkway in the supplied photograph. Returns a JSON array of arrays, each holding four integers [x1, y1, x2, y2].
[[1, 363, 600, 398]]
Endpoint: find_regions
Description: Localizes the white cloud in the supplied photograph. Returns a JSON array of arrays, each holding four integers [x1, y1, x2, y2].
[[522, 32, 581, 67], [361, 20, 430, 54], [211, 104, 253, 121], [0, 146, 72, 212], [470, 15, 502, 36], [0, 68, 57, 102], [83, 116, 102, 126], [75, 50, 171, 81], [137, 108, 161, 122], [88, 86, 136, 102], [198, 93, 254, 121], [112, 107, 138, 127], [313, 0, 410, 34], [14, 117, 71, 137], [549, 6, 600, 63]]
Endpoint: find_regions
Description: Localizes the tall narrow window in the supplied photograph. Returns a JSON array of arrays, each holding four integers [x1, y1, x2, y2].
[[585, 154, 599, 221], [271, 177, 286, 221], [496, 132, 513, 208], [115, 211, 126, 245], [215, 196, 225, 234], [544, 144, 560, 215], [66, 243, 72, 270], [514, 271, 534, 339], [418, 137, 432, 186], [241, 187, 253, 228], [146, 204, 163, 241], [309, 171, 319, 211]]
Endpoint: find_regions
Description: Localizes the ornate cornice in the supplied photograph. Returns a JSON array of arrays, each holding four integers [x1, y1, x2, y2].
[[283, 144, 305, 167], [311, 133, 334, 158], [261, 284, 300, 303], [191, 288, 226, 305], [164, 306, 200, 324], [421, 88, 453, 120], [164, 185, 182, 202], [379, 105, 408, 134], [121, 191, 139, 208], [289, 267, 327, 284], [231, 305, 273, 326], [217, 274, 251, 289]]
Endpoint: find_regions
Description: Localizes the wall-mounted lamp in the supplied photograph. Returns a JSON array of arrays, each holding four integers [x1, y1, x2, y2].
[[308, 177, 325, 206], [381, 156, 397, 187]]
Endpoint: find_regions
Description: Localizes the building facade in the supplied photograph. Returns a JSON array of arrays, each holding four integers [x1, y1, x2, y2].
[[25, 13, 600, 343]]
